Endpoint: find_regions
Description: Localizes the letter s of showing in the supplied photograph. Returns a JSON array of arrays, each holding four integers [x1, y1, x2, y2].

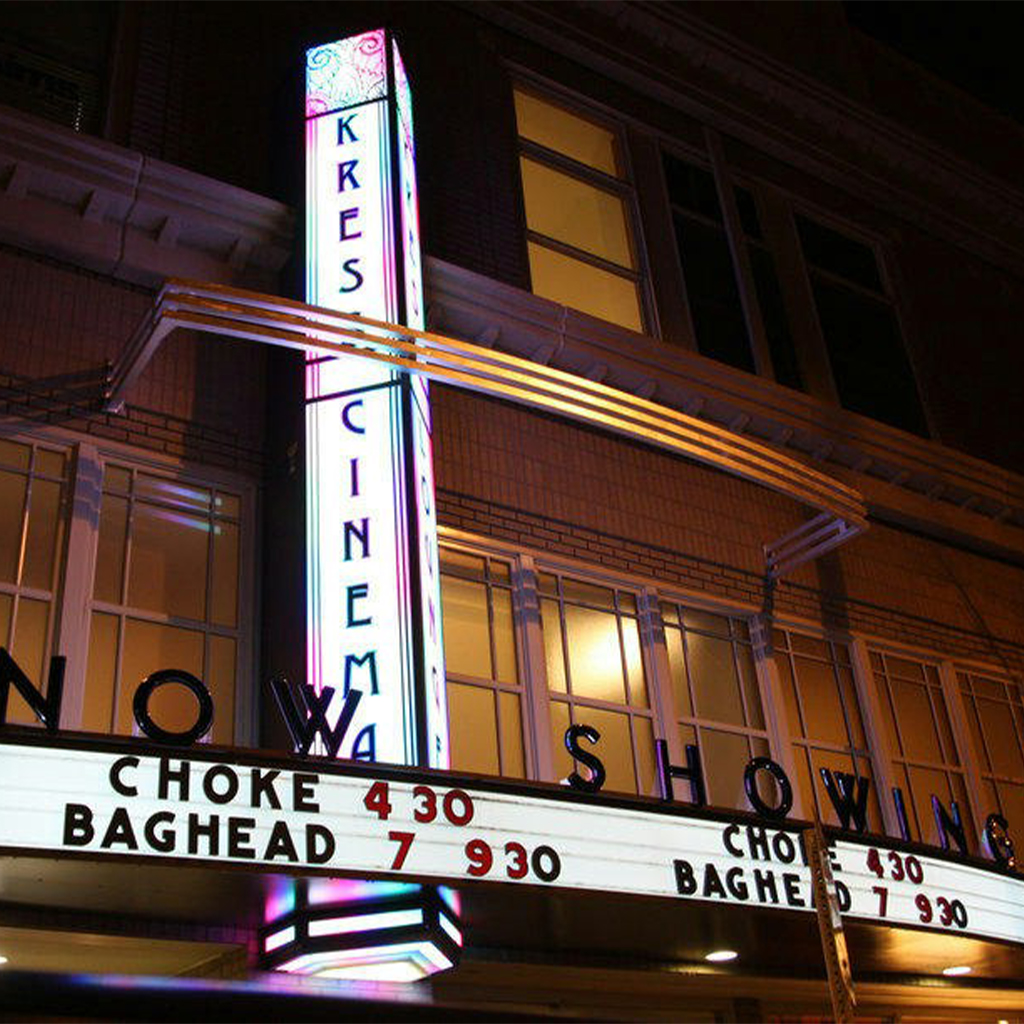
[[564, 723, 606, 793]]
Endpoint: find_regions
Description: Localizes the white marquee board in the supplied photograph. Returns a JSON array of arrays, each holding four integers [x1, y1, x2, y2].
[[2, 738, 1022, 948]]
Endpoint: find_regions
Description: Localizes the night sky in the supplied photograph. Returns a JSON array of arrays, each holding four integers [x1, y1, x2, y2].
[[845, 1, 1024, 125]]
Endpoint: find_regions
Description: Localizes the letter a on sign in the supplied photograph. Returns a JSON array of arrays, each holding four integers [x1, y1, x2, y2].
[[305, 30, 447, 768]]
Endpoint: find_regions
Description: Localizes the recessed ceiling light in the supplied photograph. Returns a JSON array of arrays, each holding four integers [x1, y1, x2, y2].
[[0, 955, 8, 966], [705, 949, 738, 963], [941, 965, 971, 977]]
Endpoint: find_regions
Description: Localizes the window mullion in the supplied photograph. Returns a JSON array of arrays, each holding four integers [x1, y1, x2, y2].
[[757, 194, 839, 403], [848, 638, 902, 838], [637, 588, 684, 771], [514, 554, 554, 781], [748, 616, 803, 815], [704, 128, 775, 380], [937, 660, 988, 845], [54, 443, 102, 730]]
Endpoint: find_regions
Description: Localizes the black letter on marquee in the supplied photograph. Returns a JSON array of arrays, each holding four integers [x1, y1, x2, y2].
[[0, 648, 64, 730], [133, 669, 213, 746], [819, 768, 871, 833], [270, 677, 362, 758], [63, 804, 94, 846], [337, 114, 358, 144], [344, 651, 378, 695], [744, 757, 793, 821], [931, 795, 967, 854], [265, 820, 299, 863], [657, 739, 706, 806], [344, 518, 370, 561], [564, 723, 606, 793], [338, 160, 360, 191], [984, 813, 1016, 870], [110, 756, 139, 797], [307, 824, 335, 864]]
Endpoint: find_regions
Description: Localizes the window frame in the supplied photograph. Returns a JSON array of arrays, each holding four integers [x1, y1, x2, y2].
[[511, 77, 658, 336], [0, 427, 258, 746]]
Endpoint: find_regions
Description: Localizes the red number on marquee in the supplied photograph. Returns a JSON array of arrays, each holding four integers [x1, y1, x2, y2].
[[465, 839, 493, 877], [915, 893, 933, 923], [905, 855, 924, 885], [388, 830, 415, 870], [937, 896, 954, 927], [443, 789, 474, 826], [413, 785, 438, 823], [505, 841, 528, 879], [866, 848, 884, 878], [364, 781, 392, 820], [887, 850, 905, 881], [872, 885, 888, 917]]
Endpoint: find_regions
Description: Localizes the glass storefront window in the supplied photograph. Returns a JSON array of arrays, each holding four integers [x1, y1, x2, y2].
[[774, 629, 883, 831], [541, 572, 656, 796], [440, 547, 525, 779], [663, 601, 768, 810], [84, 464, 243, 745], [871, 650, 974, 848], [0, 438, 68, 725]]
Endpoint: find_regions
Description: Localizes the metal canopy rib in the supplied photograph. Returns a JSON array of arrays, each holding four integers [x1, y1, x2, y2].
[[107, 279, 868, 576]]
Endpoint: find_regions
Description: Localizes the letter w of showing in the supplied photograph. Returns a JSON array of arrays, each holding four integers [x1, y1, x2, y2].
[[270, 678, 362, 758]]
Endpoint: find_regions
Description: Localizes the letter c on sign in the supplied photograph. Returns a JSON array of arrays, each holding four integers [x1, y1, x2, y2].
[[342, 400, 365, 434], [133, 669, 214, 746]]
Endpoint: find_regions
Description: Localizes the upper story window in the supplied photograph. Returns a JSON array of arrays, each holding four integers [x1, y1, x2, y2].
[[514, 88, 646, 333], [660, 151, 804, 388], [795, 214, 928, 436]]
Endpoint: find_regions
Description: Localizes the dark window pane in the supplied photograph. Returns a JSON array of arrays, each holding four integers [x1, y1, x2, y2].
[[663, 155, 721, 222], [750, 247, 803, 391], [673, 214, 755, 373], [735, 187, 762, 239], [811, 279, 928, 435], [796, 215, 883, 291]]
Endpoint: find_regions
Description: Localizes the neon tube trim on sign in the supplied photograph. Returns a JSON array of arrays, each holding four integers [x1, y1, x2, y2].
[[304, 29, 447, 768]]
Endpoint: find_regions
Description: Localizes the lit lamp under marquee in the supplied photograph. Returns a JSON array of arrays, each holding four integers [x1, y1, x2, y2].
[[262, 880, 462, 983], [262, 28, 455, 982]]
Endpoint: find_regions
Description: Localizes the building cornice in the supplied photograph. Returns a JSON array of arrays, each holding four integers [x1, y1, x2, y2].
[[0, 106, 293, 290]]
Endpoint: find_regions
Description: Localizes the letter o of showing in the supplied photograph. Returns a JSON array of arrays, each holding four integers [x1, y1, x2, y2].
[[133, 669, 214, 746], [743, 757, 793, 821]]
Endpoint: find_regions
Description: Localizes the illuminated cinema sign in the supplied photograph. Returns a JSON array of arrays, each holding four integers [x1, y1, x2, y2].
[[3, 734, 1024, 951], [305, 29, 446, 768]]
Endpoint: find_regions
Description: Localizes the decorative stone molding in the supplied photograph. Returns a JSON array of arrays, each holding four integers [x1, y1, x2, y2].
[[0, 106, 293, 290]]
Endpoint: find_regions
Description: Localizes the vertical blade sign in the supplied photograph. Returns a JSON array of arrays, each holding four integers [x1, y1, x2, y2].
[[305, 29, 447, 768]]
